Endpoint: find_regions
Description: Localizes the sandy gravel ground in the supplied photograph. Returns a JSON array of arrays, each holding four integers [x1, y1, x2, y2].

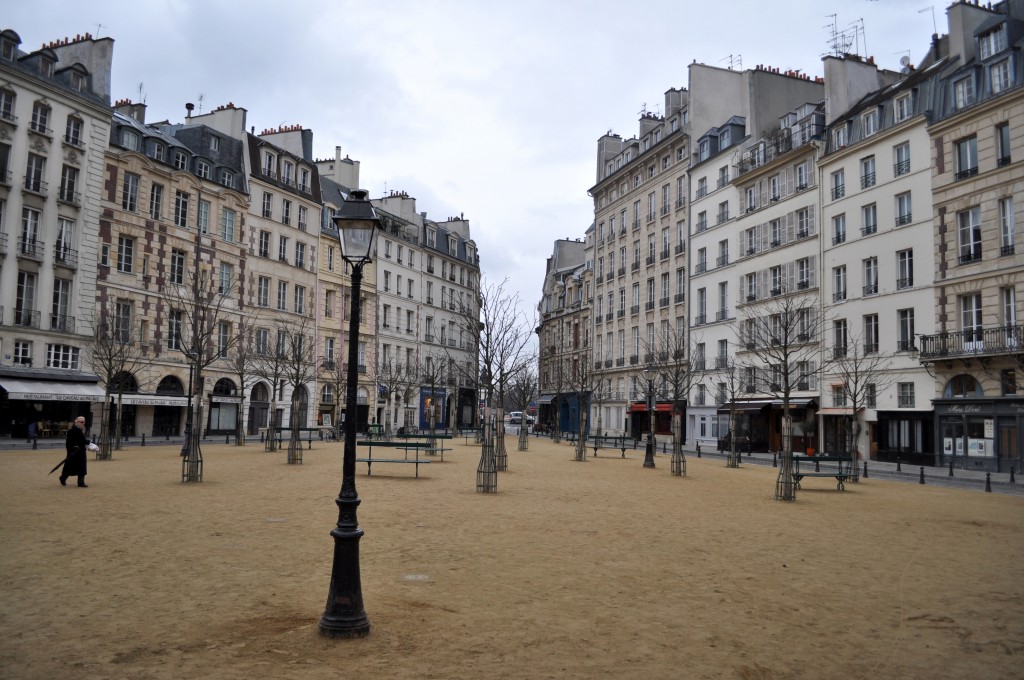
[[1, 435, 1022, 680]]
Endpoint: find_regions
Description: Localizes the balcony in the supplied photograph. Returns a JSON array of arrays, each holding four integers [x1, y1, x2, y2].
[[771, 240, 781, 249], [604, 359, 613, 368], [660, 297, 670, 308], [694, 262, 706, 274], [716, 309, 728, 322], [770, 288, 782, 297], [594, 361, 603, 370], [954, 166, 978, 181], [605, 313, 613, 321], [998, 155, 1012, 167], [675, 243, 685, 255], [618, 266, 626, 277], [897, 277, 913, 290], [716, 212, 729, 224], [424, 333, 434, 343], [833, 346, 847, 359], [660, 248, 670, 260], [864, 343, 879, 354], [647, 212, 656, 223], [631, 304, 640, 315], [863, 283, 877, 296], [616, 357, 625, 367], [896, 340, 913, 352], [831, 184, 845, 200], [617, 309, 625, 318], [674, 293, 684, 304], [832, 234, 846, 246], [797, 280, 809, 290], [797, 229, 809, 239], [632, 220, 641, 230], [716, 255, 729, 267], [57, 186, 81, 207], [661, 205, 670, 216], [860, 172, 876, 189], [894, 160, 911, 176], [746, 292, 758, 302], [895, 213, 913, 226], [691, 357, 705, 371], [645, 255, 655, 266], [1002, 244, 1016, 256], [54, 246, 78, 269], [644, 301, 654, 311], [694, 314, 706, 326], [629, 355, 639, 365], [17, 239, 44, 261], [675, 198, 685, 209], [13, 309, 40, 328], [695, 219, 707, 232], [321, 359, 337, 371], [797, 382, 809, 391], [917, 324, 1024, 360], [50, 314, 75, 333], [898, 394, 915, 408], [958, 249, 982, 265], [833, 291, 847, 302], [23, 176, 48, 196], [715, 356, 729, 369]]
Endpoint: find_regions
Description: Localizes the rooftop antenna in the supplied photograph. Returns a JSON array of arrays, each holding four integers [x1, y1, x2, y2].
[[638, 102, 648, 117], [720, 54, 742, 70], [918, 6, 937, 35], [854, 17, 867, 58], [137, 81, 145, 104], [197, 93, 204, 114], [94, 23, 104, 38]]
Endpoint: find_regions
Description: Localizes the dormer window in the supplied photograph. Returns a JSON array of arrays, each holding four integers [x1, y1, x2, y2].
[[953, 76, 975, 110], [197, 160, 211, 179], [833, 124, 848, 148], [120, 128, 140, 151], [990, 59, 1011, 95], [262, 151, 275, 178], [173, 150, 188, 170], [210, 135, 220, 151], [69, 71, 85, 92], [720, 128, 730, 148], [894, 93, 912, 122], [299, 167, 310, 192], [1, 37, 16, 61], [862, 109, 878, 136], [148, 142, 165, 162], [40, 58, 54, 78], [282, 160, 294, 185], [219, 170, 233, 188], [699, 139, 710, 161], [979, 23, 1007, 60]]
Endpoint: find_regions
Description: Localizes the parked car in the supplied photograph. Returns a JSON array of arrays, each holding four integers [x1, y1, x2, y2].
[[508, 411, 535, 425]]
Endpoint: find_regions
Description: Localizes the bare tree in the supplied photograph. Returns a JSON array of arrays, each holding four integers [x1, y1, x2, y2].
[[716, 355, 747, 467], [418, 349, 447, 437], [735, 286, 830, 501], [251, 320, 291, 452], [507, 366, 537, 451], [564, 344, 596, 461], [830, 334, 897, 480], [644, 326, 706, 476], [87, 301, 152, 459], [279, 314, 319, 463], [373, 350, 417, 437], [224, 314, 260, 446]]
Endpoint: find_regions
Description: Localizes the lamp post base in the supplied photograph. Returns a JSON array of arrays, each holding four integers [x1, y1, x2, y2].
[[319, 522, 370, 638]]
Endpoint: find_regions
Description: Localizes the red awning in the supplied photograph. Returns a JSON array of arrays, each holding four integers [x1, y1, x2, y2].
[[628, 402, 673, 413]]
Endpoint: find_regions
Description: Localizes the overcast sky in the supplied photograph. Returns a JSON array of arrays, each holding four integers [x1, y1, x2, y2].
[[9, 0, 941, 315]]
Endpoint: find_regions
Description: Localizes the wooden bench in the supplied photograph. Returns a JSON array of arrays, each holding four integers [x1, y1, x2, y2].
[[394, 433, 452, 460], [588, 435, 633, 459], [792, 455, 853, 491], [355, 441, 431, 477]]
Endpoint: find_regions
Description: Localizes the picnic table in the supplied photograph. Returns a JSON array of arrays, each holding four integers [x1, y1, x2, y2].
[[355, 441, 432, 477], [791, 455, 854, 491]]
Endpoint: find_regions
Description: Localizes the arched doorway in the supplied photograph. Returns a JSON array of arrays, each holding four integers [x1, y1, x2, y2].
[[154, 375, 185, 436], [248, 382, 270, 436], [208, 378, 239, 434]]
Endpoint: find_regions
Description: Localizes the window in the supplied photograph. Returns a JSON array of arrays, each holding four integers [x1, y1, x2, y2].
[[832, 214, 846, 245], [895, 192, 912, 226], [46, 344, 80, 370], [13, 341, 31, 366], [198, 200, 210, 234], [278, 235, 288, 262], [1001, 370, 1017, 396], [277, 281, 288, 311], [174, 191, 189, 228], [170, 249, 185, 285], [281, 199, 292, 226], [24, 153, 44, 193], [218, 262, 233, 294], [259, 230, 270, 258], [834, 319, 848, 358], [215, 322, 229, 359], [980, 23, 1007, 59], [720, 128, 731, 147], [897, 308, 915, 351], [59, 165, 79, 203], [961, 293, 983, 343], [218, 208, 235, 241], [174, 151, 188, 170], [282, 161, 294, 185], [895, 94, 912, 122], [797, 258, 810, 289], [28, 101, 48, 134], [897, 249, 914, 289], [894, 142, 910, 176], [796, 162, 809, 190], [833, 266, 847, 302], [122, 173, 140, 212], [953, 76, 975, 110], [955, 136, 978, 179], [149, 183, 163, 220], [114, 300, 132, 343], [327, 246, 335, 271], [295, 286, 306, 314], [861, 156, 876, 188], [219, 170, 233, 188], [262, 192, 273, 218], [718, 166, 729, 189], [717, 201, 729, 223], [863, 314, 879, 354], [197, 161, 211, 179], [897, 382, 915, 408], [831, 169, 845, 200], [996, 123, 1011, 166], [862, 109, 878, 136], [117, 236, 134, 273], [958, 207, 982, 264], [1000, 198, 1015, 255], [257, 276, 270, 307], [862, 203, 877, 236], [1001, 287, 1016, 328], [54, 218, 74, 262], [746, 273, 757, 301], [298, 205, 308, 231], [64, 116, 82, 146], [832, 385, 847, 408], [833, 124, 848, 148], [863, 258, 878, 296], [990, 60, 1011, 95], [295, 242, 306, 269]]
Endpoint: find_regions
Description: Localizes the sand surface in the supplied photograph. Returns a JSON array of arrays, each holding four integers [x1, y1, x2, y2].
[[1, 436, 1022, 679]]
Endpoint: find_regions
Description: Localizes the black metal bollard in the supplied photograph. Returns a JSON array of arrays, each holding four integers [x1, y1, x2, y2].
[[141, 434, 146, 447], [814, 458, 820, 472], [696, 442, 701, 456], [772, 452, 777, 467], [863, 460, 868, 478], [226, 434, 230, 444], [308, 433, 313, 450], [919, 467, 926, 484], [737, 451, 742, 463], [1011, 467, 1016, 484], [166, 431, 171, 441], [31, 437, 37, 450], [985, 472, 992, 493], [949, 460, 954, 477], [896, 455, 901, 472]]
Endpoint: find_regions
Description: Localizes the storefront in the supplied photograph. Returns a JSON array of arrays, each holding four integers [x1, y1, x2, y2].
[[628, 401, 672, 441], [418, 387, 447, 430], [717, 398, 817, 454], [0, 372, 105, 438], [114, 394, 190, 438], [934, 399, 1024, 472]]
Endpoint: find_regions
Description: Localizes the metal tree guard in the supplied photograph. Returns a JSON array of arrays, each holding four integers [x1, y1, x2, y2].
[[774, 415, 797, 501], [476, 410, 498, 493]]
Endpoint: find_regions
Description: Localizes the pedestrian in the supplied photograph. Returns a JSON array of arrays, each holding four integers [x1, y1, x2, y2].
[[60, 416, 89, 488], [27, 420, 37, 443]]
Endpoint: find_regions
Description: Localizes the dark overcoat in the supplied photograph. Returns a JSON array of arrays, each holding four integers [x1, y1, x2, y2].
[[62, 425, 88, 477]]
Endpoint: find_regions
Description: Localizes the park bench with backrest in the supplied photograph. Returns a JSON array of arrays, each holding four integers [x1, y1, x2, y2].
[[393, 433, 452, 460], [588, 435, 634, 458], [459, 427, 483, 444], [791, 455, 854, 491], [355, 441, 432, 477]]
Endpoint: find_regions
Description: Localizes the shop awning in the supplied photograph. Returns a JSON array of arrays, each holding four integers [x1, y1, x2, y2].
[[110, 394, 189, 407], [536, 395, 555, 405], [628, 402, 673, 413], [0, 378, 105, 401], [817, 406, 862, 416], [717, 400, 773, 414]]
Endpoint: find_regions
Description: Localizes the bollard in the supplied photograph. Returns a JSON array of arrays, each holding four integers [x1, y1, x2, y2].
[[985, 472, 992, 493], [696, 442, 701, 456], [226, 434, 230, 444], [31, 437, 37, 450], [141, 434, 146, 447], [949, 460, 954, 477], [737, 451, 742, 463], [166, 431, 171, 441], [772, 452, 777, 468], [896, 455, 901, 472], [815, 459, 821, 472], [1011, 467, 1016, 484], [863, 460, 868, 478], [919, 467, 925, 484]]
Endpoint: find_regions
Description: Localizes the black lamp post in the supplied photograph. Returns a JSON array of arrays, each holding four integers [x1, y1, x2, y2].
[[643, 366, 656, 468], [319, 189, 379, 638]]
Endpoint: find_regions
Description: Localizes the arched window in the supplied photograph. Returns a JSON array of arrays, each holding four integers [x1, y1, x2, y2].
[[251, 383, 269, 402], [109, 371, 139, 393], [943, 374, 983, 398], [293, 385, 308, 405], [155, 375, 185, 395], [321, 384, 335, 404], [213, 378, 237, 396]]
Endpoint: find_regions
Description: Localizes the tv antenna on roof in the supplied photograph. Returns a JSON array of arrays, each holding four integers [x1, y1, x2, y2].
[[197, 93, 204, 114], [720, 54, 742, 70], [918, 6, 937, 35]]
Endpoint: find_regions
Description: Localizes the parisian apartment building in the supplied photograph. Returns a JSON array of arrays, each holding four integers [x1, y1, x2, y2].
[[0, 26, 482, 441], [538, 0, 1024, 472]]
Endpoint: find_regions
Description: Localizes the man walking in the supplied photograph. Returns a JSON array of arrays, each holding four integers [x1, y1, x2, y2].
[[60, 417, 89, 488]]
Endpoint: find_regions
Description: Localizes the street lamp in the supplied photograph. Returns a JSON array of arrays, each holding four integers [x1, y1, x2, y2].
[[319, 189, 379, 638], [642, 366, 656, 468]]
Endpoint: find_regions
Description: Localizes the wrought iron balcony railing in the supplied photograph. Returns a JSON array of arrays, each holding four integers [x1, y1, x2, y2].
[[917, 324, 1024, 360]]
